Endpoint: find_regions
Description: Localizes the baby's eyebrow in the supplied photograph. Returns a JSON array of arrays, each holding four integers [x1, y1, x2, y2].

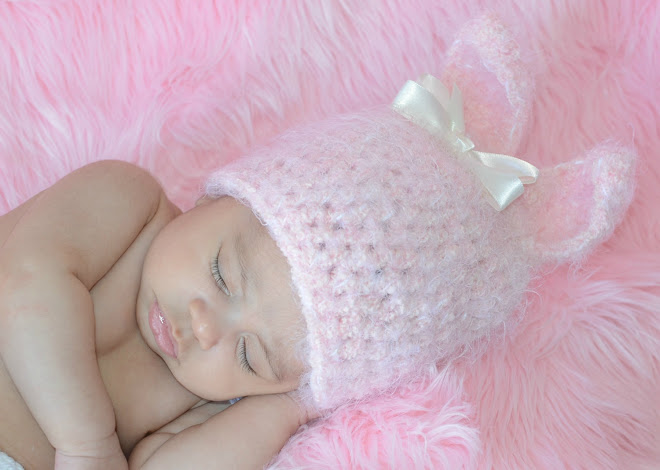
[[235, 231, 284, 382], [260, 337, 284, 382], [235, 233, 252, 294]]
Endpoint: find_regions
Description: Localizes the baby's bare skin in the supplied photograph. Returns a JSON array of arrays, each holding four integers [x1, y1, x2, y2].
[[0, 162, 199, 468], [0, 162, 309, 470]]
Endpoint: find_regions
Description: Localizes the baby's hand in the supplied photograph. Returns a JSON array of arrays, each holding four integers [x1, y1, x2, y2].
[[55, 432, 127, 470]]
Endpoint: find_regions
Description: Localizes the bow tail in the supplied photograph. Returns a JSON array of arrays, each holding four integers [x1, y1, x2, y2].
[[465, 150, 539, 211]]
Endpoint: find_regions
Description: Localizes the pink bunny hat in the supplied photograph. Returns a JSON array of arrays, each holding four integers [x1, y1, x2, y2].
[[205, 16, 636, 410]]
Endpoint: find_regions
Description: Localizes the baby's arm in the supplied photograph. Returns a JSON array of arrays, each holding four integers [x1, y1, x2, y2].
[[129, 394, 308, 470], [0, 161, 174, 469]]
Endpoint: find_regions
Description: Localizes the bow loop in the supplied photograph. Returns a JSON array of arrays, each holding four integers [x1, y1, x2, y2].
[[392, 74, 538, 211]]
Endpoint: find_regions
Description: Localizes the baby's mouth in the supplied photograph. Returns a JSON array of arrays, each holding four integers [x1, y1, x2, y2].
[[148, 300, 178, 359]]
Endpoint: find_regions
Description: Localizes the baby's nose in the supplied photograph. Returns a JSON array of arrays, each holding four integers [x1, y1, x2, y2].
[[189, 298, 220, 350]]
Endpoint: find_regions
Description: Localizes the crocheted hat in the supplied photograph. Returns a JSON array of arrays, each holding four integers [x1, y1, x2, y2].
[[205, 16, 636, 410]]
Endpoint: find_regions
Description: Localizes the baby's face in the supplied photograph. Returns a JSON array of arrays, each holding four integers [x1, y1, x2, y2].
[[136, 196, 306, 401]]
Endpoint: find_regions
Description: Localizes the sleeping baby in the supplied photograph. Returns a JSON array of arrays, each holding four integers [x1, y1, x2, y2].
[[0, 17, 635, 470], [0, 158, 316, 469]]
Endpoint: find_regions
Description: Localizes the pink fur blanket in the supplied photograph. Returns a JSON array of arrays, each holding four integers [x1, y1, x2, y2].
[[1, 1, 658, 468]]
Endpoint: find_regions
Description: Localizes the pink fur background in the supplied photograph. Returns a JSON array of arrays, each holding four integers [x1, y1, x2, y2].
[[1, 1, 658, 468]]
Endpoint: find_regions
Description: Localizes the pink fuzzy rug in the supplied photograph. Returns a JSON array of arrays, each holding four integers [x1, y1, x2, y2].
[[1, 1, 658, 468]]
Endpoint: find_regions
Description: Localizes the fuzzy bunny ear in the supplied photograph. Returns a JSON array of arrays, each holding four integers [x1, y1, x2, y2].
[[441, 14, 533, 156], [440, 16, 636, 265], [521, 144, 637, 266]]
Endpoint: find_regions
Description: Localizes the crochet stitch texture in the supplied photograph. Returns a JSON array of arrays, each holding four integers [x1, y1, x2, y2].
[[206, 109, 533, 409]]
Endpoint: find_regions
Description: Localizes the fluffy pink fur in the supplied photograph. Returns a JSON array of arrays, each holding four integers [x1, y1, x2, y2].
[[1, 1, 658, 468]]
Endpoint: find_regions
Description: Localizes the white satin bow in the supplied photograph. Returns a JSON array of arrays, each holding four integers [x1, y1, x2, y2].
[[391, 74, 538, 211]]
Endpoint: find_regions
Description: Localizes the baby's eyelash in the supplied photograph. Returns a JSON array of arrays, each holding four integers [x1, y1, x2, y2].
[[211, 256, 231, 296], [239, 337, 256, 375]]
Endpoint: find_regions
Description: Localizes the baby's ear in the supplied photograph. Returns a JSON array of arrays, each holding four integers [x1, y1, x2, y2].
[[441, 14, 533, 155], [522, 144, 637, 266], [195, 195, 213, 207]]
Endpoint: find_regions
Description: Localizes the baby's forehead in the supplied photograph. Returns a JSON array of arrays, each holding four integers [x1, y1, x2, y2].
[[223, 197, 309, 378], [270, 324, 308, 382]]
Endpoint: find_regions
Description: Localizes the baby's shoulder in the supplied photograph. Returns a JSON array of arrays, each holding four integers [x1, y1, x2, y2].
[[0, 160, 180, 292], [54, 159, 167, 223], [1, 160, 168, 242]]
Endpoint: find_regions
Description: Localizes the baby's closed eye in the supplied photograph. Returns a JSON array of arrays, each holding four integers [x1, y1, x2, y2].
[[238, 336, 256, 375], [211, 255, 230, 296]]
